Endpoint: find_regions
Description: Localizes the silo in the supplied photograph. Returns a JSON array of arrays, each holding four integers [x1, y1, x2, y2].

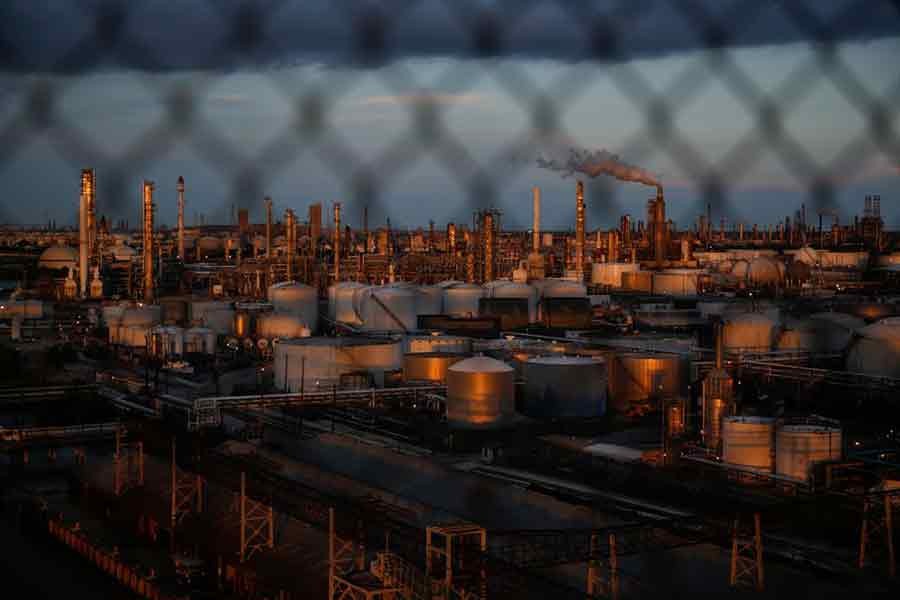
[[651, 269, 701, 297], [722, 417, 775, 471], [775, 424, 842, 482], [622, 270, 653, 292], [522, 356, 607, 418], [403, 352, 468, 383], [405, 334, 472, 354], [355, 285, 419, 332], [722, 313, 778, 354], [443, 283, 485, 317], [268, 282, 319, 331], [446, 356, 516, 428], [608, 353, 683, 414]]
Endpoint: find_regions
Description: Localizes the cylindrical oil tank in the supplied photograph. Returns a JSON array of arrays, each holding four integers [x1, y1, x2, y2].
[[746, 257, 783, 286], [846, 319, 900, 378], [196, 236, 222, 257], [722, 313, 778, 354], [159, 297, 189, 325], [273, 336, 403, 391], [355, 285, 419, 332], [149, 325, 185, 357], [775, 424, 842, 482], [403, 352, 468, 383], [622, 270, 653, 292], [443, 283, 485, 317], [652, 269, 701, 297], [417, 285, 444, 316], [184, 327, 217, 354], [0, 300, 44, 319], [446, 356, 516, 428], [328, 281, 367, 325], [479, 297, 529, 330], [731, 259, 750, 281], [536, 279, 587, 299], [522, 356, 607, 418], [539, 297, 592, 329], [404, 334, 472, 354], [190, 300, 235, 335], [608, 353, 683, 414], [722, 417, 775, 471], [257, 313, 311, 340], [267, 282, 319, 332], [234, 311, 254, 338], [591, 262, 640, 288], [484, 281, 538, 323]]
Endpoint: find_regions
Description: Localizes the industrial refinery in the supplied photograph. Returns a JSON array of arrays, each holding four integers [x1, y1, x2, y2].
[[1, 166, 899, 600]]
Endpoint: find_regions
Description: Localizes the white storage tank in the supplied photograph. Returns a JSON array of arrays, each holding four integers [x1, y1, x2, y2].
[[652, 269, 701, 297], [190, 300, 235, 335], [417, 285, 444, 316], [184, 327, 217, 354], [484, 281, 538, 323], [775, 424, 842, 482], [722, 313, 779, 354], [442, 283, 485, 318], [110, 304, 162, 346], [257, 313, 311, 340], [536, 278, 587, 299], [273, 336, 403, 391], [149, 325, 185, 357], [608, 353, 683, 414], [722, 417, 775, 471], [355, 285, 419, 332], [591, 262, 640, 288], [446, 356, 516, 428], [267, 282, 319, 332], [328, 282, 367, 325], [846, 318, 900, 378], [522, 356, 607, 418], [404, 334, 472, 354]]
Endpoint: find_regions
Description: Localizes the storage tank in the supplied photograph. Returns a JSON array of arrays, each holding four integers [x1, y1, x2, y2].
[[484, 281, 538, 323], [652, 269, 701, 297], [522, 356, 607, 418], [539, 297, 592, 329], [273, 336, 403, 391], [591, 262, 640, 288], [722, 417, 775, 471], [110, 304, 161, 346], [234, 311, 253, 338], [608, 353, 683, 414], [622, 270, 653, 292], [257, 313, 311, 340], [722, 313, 778, 354], [328, 281, 367, 325], [403, 352, 468, 383], [846, 318, 900, 378], [443, 283, 485, 317], [746, 257, 783, 286], [731, 259, 750, 280], [537, 279, 587, 299], [184, 327, 217, 354], [0, 299, 44, 319], [417, 285, 444, 316], [446, 356, 516, 428], [159, 297, 189, 325], [149, 325, 185, 357], [404, 334, 472, 354], [267, 282, 319, 332], [775, 424, 842, 482], [196, 236, 222, 256], [355, 285, 419, 332], [190, 300, 235, 335]]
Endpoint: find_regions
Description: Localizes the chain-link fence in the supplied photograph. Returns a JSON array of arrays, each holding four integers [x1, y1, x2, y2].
[[1, 0, 899, 232]]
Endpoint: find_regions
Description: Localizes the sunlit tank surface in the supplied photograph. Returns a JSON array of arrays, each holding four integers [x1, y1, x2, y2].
[[184, 327, 217, 354], [257, 313, 311, 340], [484, 281, 538, 322], [608, 353, 683, 414], [355, 284, 419, 332], [446, 356, 516, 428], [722, 417, 775, 472], [267, 282, 319, 332], [190, 300, 235, 335], [417, 285, 444, 316], [746, 257, 783, 285], [38, 244, 78, 272], [837, 302, 897, 322], [149, 325, 184, 357], [109, 304, 162, 347], [328, 281, 367, 325], [651, 269, 701, 297], [403, 352, 468, 383], [730, 259, 750, 280], [845, 318, 900, 378], [621, 270, 653, 292], [442, 283, 485, 317], [539, 297, 592, 329], [777, 313, 863, 353], [522, 356, 607, 418], [404, 334, 472, 354], [535, 278, 587, 299], [775, 424, 842, 482], [234, 311, 253, 338], [196, 236, 223, 254], [722, 313, 778, 354], [273, 336, 403, 391], [591, 262, 640, 289]]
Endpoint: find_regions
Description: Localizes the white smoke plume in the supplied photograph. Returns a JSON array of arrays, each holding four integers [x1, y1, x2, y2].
[[537, 148, 661, 191]]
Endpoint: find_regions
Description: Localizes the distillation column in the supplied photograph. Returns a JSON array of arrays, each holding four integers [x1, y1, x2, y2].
[[142, 180, 155, 303], [333, 202, 341, 282], [575, 181, 585, 281], [284, 209, 295, 281], [532, 186, 541, 253], [177, 176, 185, 260]]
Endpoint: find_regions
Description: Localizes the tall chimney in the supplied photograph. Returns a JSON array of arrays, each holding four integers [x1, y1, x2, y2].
[[447, 223, 457, 255], [575, 181, 585, 280], [142, 180, 155, 303], [483, 211, 495, 282], [78, 183, 89, 298], [177, 176, 185, 260], [333, 202, 341, 281], [264, 196, 273, 259], [363, 205, 368, 252], [608, 230, 618, 262], [81, 169, 96, 259], [655, 187, 667, 265], [532, 186, 541, 253]]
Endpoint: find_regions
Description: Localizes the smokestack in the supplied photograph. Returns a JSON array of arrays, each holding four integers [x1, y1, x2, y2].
[[363, 205, 368, 252], [532, 186, 541, 253], [447, 223, 457, 255], [265, 197, 272, 259], [739, 223, 744, 241], [333, 202, 341, 281], [79, 183, 89, 297], [81, 169, 96, 259], [655, 187, 667, 265], [142, 180, 155, 303], [177, 176, 185, 260], [575, 181, 585, 280], [284, 209, 295, 280], [483, 211, 495, 282], [608, 230, 618, 262]]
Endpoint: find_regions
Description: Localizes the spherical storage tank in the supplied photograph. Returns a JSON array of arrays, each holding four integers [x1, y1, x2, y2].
[[608, 353, 683, 414], [652, 269, 701, 297], [722, 313, 778, 354], [355, 285, 419, 332], [257, 313, 311, 340], [523, 356, 607, 418], [274, 336, 403, 391], [443, 283, 485, 317], [38, 245, 78, 272], [484, 281, 538, 323], [328, 281, 367, 325], [446, 356, 516, 428], [722, 417, 775, 471], [846, 318, 900, 378], [403, 352, 468, 383], [775, 424, 842, 481], [267, 282, 319, 332]]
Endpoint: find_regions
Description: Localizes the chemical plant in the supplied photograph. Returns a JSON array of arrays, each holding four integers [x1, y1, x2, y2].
[[1, 167, 899, 600]]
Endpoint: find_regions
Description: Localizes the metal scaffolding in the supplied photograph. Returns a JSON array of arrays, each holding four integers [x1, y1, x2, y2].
[[730, 513, 764, 591], [170, 440, 203, 535], [236, 471, 274, 563], [859, 493, 896, 578], [113, 429, 144, 496]]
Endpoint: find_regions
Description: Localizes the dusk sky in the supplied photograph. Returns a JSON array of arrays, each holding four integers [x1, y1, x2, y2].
[[1, 0, 898, 230]]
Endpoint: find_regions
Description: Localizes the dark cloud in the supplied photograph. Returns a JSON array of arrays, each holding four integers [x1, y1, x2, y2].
[[1, 0, 899, 73]]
